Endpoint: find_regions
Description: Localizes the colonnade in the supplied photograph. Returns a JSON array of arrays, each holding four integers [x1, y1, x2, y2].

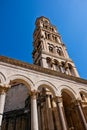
[[0, 85, 87, 130]]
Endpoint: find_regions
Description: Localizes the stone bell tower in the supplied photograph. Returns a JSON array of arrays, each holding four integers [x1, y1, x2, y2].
[[32, 16, 79, 77]]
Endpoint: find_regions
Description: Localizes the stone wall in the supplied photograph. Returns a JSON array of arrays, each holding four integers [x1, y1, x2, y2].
[[4, 84, 28, 112]]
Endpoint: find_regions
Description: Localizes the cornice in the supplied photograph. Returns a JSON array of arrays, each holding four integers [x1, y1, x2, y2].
[[0, 55, 87, 85], [42, 50, 72, 62]]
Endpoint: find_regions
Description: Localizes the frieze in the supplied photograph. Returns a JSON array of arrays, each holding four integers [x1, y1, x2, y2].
[[0, 56, 87, 85]]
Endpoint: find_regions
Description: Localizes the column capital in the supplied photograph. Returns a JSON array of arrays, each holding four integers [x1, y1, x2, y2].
[[45, 90, 52, 96], [30, 90, 38, 99], [0, 84, 11, 94], [53, 96, 62, 103], [72, 99, 81, 106]]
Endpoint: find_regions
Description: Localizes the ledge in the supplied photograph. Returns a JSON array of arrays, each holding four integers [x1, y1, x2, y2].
[[0, 56, 87, 84]]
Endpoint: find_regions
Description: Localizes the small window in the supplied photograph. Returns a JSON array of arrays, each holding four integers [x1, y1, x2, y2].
[[52, 35, 55, 41], [38, 60, 41, 66], [46, 57, 52, 68], [49, 46, 53, 53], [55, 37, 58, 42], [57, 47, 63, 56]]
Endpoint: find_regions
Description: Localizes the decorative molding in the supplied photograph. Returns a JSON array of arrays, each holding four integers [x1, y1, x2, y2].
[[0, 55, 87, 85], [0, 86, 9, 94]]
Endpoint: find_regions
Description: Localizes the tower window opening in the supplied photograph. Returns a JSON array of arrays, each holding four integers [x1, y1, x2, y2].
[[44, 20, 49, 24], [60, 62, 66, 73], [55, 37, 58, 42], [48, 34, 50, 39], [52, 28, 54, 32], [49, 46, 54, 53], [46, 57, 52, 68], [45, 25, 48, 29], [54, 59, 60, 71], [52, 35, 55, 41], [45, 32, 47, 39], [57, 47, 63, 56], [45, 33, 50, 39]]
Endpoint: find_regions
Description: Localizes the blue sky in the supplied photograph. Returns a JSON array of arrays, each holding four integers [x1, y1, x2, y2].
[[0, 0, 87, 79]]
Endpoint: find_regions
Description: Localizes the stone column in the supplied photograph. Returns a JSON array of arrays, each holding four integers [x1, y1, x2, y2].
[[73, 67, 79, 77], [52, 99, 59, 130], [64, 63, 71, 75], [31, 90, 39, 130], [54, 96, 67, 130], [0, 87, 7, 130], [45, 92, 54, 130], [74, 100, 87, 130]]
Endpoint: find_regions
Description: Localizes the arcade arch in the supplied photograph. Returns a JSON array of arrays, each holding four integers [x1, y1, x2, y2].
[[36, 81, 62, 130], [6, 74, 35, 91], [1, 75, 36, 130], [61, 88, 87, 130]]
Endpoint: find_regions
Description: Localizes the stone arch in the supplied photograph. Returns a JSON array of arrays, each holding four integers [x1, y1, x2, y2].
[[60, 85, 83, 129], [36, 80, 59, 96], [3, 74, 32, 130], [58, 85, 77, 99], [6, 74, 34, 91], [36, 80, 60, 130], [0, 72, 6, 83]]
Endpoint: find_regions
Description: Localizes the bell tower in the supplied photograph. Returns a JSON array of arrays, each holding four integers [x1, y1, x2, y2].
[[32, 16, 79, 77]]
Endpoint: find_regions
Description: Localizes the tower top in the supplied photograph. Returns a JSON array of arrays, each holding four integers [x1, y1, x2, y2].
[[34, 16, 59, 35], [32, 16, 79, 77]]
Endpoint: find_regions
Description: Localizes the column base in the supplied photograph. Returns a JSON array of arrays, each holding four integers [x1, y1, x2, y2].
[[0, 126, 1, 130]]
